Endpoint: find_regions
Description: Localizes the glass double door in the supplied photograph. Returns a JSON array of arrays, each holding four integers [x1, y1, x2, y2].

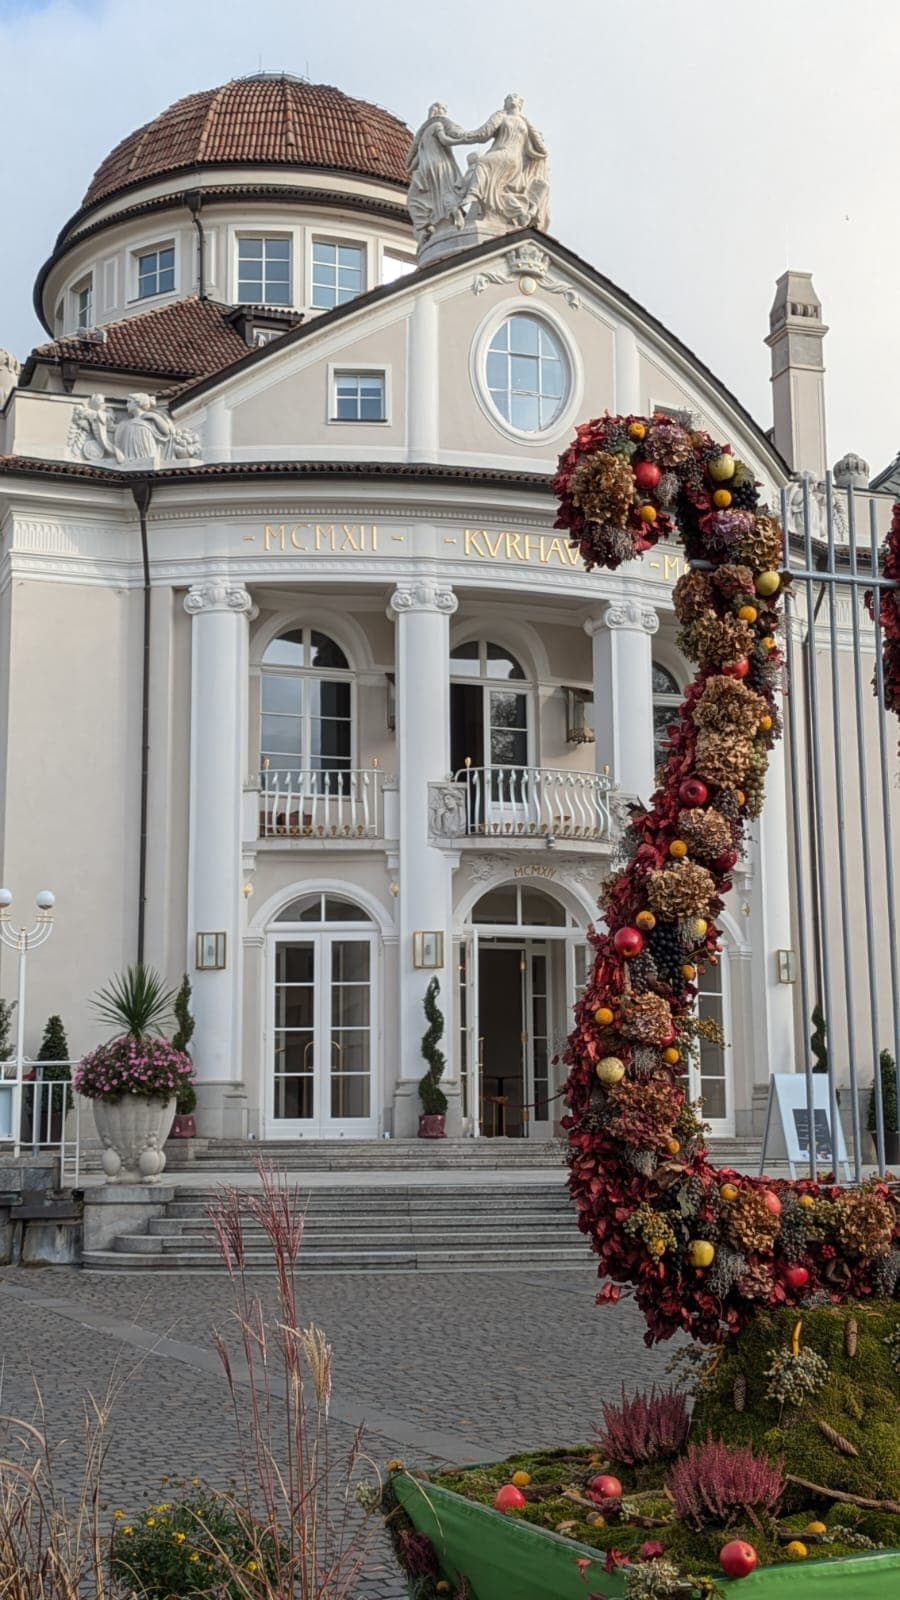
[[270, 933, 376, 1137]]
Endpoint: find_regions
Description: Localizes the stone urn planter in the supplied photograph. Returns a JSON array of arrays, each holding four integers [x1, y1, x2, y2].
[[418, 1112, 447, 1139], [93, 1095, 176, 1182]]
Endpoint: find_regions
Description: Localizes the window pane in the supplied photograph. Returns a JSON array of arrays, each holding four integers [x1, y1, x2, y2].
[[522, 888, 566, 926], [653, 664, 681, 695], [510, 393, 540, 431], [324, 897, 369, 922], [486, 351, 507, 390], [486, 643, 525, 680], [332, 940, 371, 983], [338, 246, 363, 268], [261, 674, 302, 715], [490, 690, 528, 729], [450, 641, 480, 676], [314, 242, 337, 266], [275, 943, 315, 982], [267, 238, 290, 259], [310, 632, 348, 670], [473, 885, 517, 924], [261, 714, 302, 759], [276, 895, 323, 922], [491, 726, 528, 766], [510, 353, 536, 390], [541, 358, 563, 397], [331, 1074, 370, 1118], [239, 238, 263, 259], [274, 985, 314, 1029], [264, 631, 305, 667], [312, 283, 336, 308], [265, 280, 291, 305], [509, 315, 540, 354], [160, 247, 174, 270]]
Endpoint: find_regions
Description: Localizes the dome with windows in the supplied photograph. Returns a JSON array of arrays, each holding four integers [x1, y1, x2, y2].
[[81, 75, 412, 209]]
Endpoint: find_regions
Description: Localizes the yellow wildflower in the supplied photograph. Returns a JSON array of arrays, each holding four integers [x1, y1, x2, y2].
[[191, 1477, 200, 1486], [121, 1527, 133, 1537], [145, 1518, 155, 1527], [113, 1510, 125, 1520], [247, 1560, 259, 1572], [189, 1552, 200, 1564], [172, 1532, 186, 1545]]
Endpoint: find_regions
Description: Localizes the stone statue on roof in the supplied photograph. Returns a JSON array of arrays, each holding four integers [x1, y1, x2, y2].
[[408, 95, 550, 267], [0, 349, 20, 408]]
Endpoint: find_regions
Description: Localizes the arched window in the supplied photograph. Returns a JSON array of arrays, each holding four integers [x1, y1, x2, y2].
[[275, 893, 371, 924], [652, 661, 683, 766], [261, 628, 352, 779], [450, 639, 529, 776], [484, 314, 568, 433]]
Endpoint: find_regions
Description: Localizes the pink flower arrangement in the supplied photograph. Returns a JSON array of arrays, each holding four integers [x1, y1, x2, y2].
[[74, 1036, 193, 1104]]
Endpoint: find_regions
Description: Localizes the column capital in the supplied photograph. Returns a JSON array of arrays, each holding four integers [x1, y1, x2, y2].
[[389, 578, 458, 619], [185, 579, 256, 618], [584, 599, 659, 638]]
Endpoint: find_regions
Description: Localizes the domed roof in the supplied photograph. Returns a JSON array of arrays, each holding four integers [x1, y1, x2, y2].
[[82, 74, 412, 207]]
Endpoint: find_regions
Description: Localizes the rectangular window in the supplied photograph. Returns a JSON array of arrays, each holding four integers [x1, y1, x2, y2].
[[137, 245, 175, 299], [332, 371, 385, 422], [311, 240, 365, 309], [74, 277, 93, 331], [382, 250, 415, 285], [238, 236, 291, 305]]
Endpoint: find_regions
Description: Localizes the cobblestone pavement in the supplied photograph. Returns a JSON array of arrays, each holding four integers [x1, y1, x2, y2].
[[0, 1265, 679, 1597]]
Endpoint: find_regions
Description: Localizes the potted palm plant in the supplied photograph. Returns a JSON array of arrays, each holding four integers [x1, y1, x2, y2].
[[868, 1049, 900, 1166], [74, 965, 192, 1182], [417, 976, 447, 1139], [169, 974, 197, 1138]]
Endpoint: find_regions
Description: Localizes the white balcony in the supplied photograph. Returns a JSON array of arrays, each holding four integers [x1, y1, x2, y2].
[[453, 765, 612, 841], [259, 768, 389, 840]]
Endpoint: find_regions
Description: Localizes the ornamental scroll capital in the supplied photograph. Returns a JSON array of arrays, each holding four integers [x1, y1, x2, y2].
[[389, 579, 458, 618], [184, 580, 256, 618], [586, 601, 660, 637]]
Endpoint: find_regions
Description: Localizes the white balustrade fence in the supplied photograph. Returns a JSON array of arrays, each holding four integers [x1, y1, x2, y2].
[[0, 1062, 81, 1187], [454, 765, 612, 840], [260, 768, 386, 839]]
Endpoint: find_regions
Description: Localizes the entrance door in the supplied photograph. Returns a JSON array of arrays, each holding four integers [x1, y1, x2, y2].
[[689, 960, 734, 1137], [478, 945, 525, 1137], [270, 932, 376, 1137]]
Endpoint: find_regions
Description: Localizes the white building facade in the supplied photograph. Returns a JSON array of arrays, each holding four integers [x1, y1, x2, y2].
[[0, 75, 862, 1146]]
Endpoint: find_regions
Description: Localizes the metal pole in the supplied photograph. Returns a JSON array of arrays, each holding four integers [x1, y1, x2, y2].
[[781, 486, 818, 1180], [868, 497, 900, 1149], [846, 487, 887, 1174], [824, 475, 863, 1178], [798, 478, 842, 1181], [12, 936, 26, 1161]]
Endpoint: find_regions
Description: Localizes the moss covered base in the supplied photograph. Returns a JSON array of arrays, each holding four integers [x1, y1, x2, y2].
[[691, 1302, 900, 1504]]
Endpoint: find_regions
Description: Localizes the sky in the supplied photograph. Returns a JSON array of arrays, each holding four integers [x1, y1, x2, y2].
[[0, 0, 897, 473]]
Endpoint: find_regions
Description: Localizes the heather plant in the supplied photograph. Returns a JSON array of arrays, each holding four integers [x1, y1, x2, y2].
[[595, 1386, 690, 1469], [666, 1434, 785, 1530]]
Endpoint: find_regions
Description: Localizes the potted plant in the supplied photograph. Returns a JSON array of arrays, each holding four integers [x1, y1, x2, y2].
[[417, 976, 447, 1139], [74, 965, 192, 1183], [868, 1049, 900, 1166], [169, 974, 197, 1138]]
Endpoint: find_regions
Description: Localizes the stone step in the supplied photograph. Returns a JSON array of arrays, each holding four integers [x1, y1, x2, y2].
[[119, 1223, 581, 1254], [151, 1211, 572, 1234], [84, 1242, 592, 1273]]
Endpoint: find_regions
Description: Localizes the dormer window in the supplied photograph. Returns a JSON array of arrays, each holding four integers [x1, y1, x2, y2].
[[311, 240, 365, 309], [238, 236, 291, 305], [73, 276, 93, 332], [137, 244, 175, 299]]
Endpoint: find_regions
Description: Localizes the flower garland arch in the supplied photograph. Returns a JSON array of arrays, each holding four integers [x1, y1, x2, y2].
[[554, 413, 900, 1347]]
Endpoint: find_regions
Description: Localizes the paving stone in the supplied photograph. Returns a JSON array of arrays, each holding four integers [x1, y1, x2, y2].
[[0, 1264, 680, 1596]]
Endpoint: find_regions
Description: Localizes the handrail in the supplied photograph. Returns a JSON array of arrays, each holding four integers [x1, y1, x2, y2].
[[260, 767, 385, 839]]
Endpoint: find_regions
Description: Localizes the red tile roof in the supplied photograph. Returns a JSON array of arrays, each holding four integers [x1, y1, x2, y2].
[[83, 77, 411, 206], [26, 297, 263, 385]]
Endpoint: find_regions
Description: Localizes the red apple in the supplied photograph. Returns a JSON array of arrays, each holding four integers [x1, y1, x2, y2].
[[722, 657, 751, 678], [762, 1189, 782, 1217], [783, 1264, 810, 1290], [590, 1473, 623, 1500], [679, 778, 709, 807], [613, 927, 644, 958], [720, 1540, 758, 1579], [634, 461, 662, 491], [493, 1484, 526, 1512], [641, 1540, 665, 1560]]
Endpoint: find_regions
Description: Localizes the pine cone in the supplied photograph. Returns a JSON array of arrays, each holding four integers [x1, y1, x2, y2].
[[817, 1420, 859, 1458], [733, 1374, 747, 1413], [844, 1317, 858, 1358]]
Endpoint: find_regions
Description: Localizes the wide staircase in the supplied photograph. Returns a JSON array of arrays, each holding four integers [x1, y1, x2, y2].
[[79, 1138, 594, 1273]]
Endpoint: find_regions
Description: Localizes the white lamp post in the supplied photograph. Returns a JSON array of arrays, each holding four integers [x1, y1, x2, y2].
[[0, 889, 56, 1157]]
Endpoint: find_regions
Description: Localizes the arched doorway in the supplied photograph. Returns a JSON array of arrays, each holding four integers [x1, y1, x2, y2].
[[459, 882, 592, 1140], [266, 891, 378, 1138]]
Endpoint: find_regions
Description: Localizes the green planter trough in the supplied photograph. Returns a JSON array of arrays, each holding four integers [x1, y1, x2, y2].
[[390, 1470, 900, 1600]]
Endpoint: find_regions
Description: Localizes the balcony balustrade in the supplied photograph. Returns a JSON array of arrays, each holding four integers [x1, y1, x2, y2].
[[454, 765, 612, 841], [259, 767, 387, 839]]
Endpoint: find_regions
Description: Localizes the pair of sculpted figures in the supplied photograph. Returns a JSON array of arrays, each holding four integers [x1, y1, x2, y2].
[[407, 94, 549, 247]]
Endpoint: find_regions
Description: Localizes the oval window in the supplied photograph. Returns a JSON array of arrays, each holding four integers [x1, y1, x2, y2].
[[484, 314, 567, 433]]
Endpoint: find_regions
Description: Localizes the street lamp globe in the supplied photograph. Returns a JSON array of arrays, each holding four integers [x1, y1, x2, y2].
[[35, 891, 55, 911], [0, 889, 12, 908]]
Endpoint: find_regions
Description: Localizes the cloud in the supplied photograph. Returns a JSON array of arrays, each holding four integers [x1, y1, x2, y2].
[[1, 0, 898, 469]]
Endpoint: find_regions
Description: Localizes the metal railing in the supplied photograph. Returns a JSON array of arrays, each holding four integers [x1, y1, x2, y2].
[[260, 767, 386, 839], [780, 475, 900, 1179], [0, 1062, 82, 1187], [453, 765, 612, 840]]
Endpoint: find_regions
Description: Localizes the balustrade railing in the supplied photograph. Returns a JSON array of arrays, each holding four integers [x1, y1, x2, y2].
[[0, 1063, 81, 1186], [260, 767, 386, 839], [454, 765, 612, 840]]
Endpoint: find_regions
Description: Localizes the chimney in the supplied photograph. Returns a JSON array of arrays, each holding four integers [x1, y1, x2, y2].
[[765, 271, 828, 479]]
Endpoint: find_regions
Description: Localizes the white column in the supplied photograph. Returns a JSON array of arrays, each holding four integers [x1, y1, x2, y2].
[[585, 600, 659, 804], [389, 576, 458, 1134], [749, 735, 796, 1091], [184, 580, 255, 1113], [614, 324, 641, 416]]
